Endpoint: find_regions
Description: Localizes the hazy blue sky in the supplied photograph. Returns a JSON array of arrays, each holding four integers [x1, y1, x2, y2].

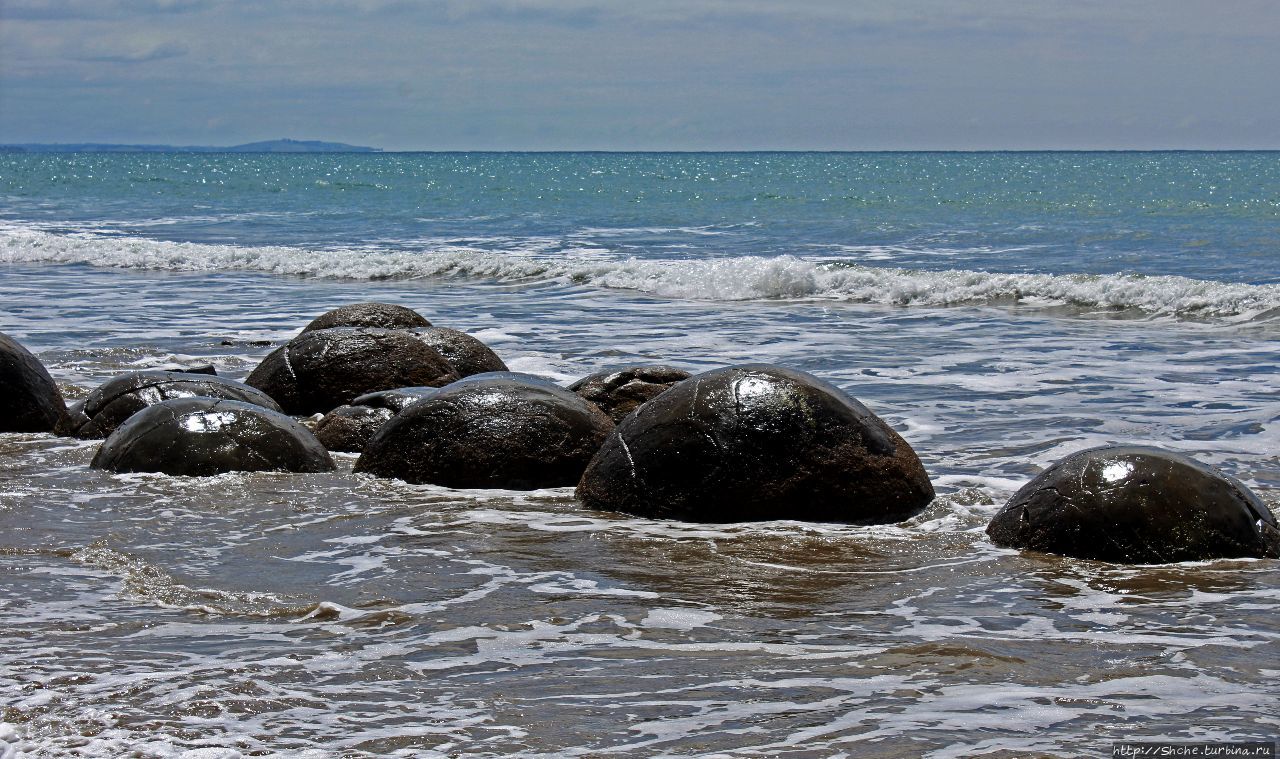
[[2, 0, 1278, 150]]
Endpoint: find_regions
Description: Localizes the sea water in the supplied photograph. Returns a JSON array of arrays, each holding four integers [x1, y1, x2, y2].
[[0, 152, 1277, 757]]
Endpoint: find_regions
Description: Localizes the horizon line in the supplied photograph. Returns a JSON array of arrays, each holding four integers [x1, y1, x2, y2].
[[5, 145, 1280, 154]]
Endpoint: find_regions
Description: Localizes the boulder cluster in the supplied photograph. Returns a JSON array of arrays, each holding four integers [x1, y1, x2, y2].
[[2, 301, 1277, 565]]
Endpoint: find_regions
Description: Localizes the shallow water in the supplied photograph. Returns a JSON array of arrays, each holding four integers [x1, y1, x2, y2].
[[1, 152, 1278, 756]]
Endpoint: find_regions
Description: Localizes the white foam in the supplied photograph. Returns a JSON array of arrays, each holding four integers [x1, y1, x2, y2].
[[4, 225, 1278, 319]]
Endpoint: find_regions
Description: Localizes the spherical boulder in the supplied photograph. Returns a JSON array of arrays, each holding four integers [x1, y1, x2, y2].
[[576, 365, 934, 524], [355, 376, 614, 489], [0, 331, 67, 433], [351, 386, 443, 413], [313, 404, 394, 453], [569, 364, 691, 423], [91, 397, 336, 476], [301, 302, 431, 333], [56, 370, 282, 439], [409, 327, 507, 377], [245, 327, 459, 415], [986, 445, 1280, 563]]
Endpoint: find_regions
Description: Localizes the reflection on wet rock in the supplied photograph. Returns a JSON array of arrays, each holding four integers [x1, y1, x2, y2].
[[300, 302, 432, 333], [0, 330, 67, 433], [91, 397, 336, 476], [355, 375, 614, 489], [569, 364, 691, 423], [245, 327, 459, 415], [576, 364, 935, 524], [986, 445, 1280, 563], [56, 370, 281, 439]]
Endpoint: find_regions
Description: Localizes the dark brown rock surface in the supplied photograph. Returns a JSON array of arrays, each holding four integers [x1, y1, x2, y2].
[[245, 327, 459, 415], [314, 404, 394, 453], [576, 365, 934, 524], [409, 327, 507, 377], [986, 445, 1280, 563], [301, 302, 431, 333], [92, 397, 336, 476], [0, 331, 67, 433], [569, 364, 691, 423], [355, 376, 614, 489]]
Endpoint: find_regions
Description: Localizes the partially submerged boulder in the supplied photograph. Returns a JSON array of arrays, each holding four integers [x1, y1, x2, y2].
[[313, 404, 394, 453], [576, 365, 934, 524], [57, 370, 281, 439], [987, 445, 1280, 563], [409, 327, 507, 377], [569, 364, 691, 423], [301, 302, 431, 333], [355, 376, 614, 489], [0, 331, 67, 433], [245, 327, 459, 415], [92, 397, 336, 476]]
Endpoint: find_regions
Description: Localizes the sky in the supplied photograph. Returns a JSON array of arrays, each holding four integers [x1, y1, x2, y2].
[[2, 0, 1279, 150]]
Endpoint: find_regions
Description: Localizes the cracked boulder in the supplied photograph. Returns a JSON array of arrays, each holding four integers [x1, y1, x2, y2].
[[355, 375, 614, 489], [569, 364, 691, 423], [987, 445, 1280, 563], [301, 302, 432, 333], [57, 370, 281, 439], [409, 327, 507, 377], [0, 331, 67, 433], [576, 364, 935, 524], [91, 397, 336, 476], [245, 327, 459, 415]]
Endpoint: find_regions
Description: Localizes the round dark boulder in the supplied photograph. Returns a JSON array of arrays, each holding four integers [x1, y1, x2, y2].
[[409, 327, 507, 377], [0, 331, 67, 433], [245, 328, 459, 415], [314, 404, 394, 453], [56, 370, 282, 439], [301, 302, 431, 333], [569, 364, 691, 423], [91, 397, 336, 476], [986, 445, 1280, 563], [576, 365, 934, 524], [355, 376, 614, 489], [351, 386, 443, 413]]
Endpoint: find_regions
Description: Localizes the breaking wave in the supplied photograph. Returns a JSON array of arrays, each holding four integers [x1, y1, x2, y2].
[[3, 225, 1278, 319]]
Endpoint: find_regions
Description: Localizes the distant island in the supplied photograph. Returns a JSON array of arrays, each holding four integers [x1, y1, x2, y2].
[[0, 139, 382, 153]]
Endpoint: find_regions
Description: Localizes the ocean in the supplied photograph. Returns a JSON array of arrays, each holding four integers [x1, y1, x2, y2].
[[1, 151, 1277, 757]]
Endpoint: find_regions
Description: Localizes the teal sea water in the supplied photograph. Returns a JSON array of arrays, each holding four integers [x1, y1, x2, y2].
[[1, 152, 1278, 756]]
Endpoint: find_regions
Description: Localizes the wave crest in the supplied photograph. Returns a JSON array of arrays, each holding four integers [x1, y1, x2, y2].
[[3, 226, 1277, 319]]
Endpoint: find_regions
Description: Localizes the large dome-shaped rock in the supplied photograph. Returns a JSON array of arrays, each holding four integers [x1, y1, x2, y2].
[[355, 376, 614, 489], [409, 327, 507, 377], [987, 446, 1280, 563], [245, 328, 459, 415], [92, 397, 336, 476], [56, 370, 281, 439], [576, 365, 934, 524], [0, 331, 67, 433], [301, 302, 431, 333], [569, 365, 691, 423], [313, 404, 394, 453]]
